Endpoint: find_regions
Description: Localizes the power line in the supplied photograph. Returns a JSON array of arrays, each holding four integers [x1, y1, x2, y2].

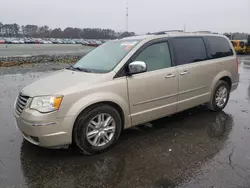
[[126, 0, 128, 32]]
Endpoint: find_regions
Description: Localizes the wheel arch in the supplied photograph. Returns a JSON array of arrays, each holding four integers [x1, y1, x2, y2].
[[75, 101, 125, 128], [220, 76, 232, 90], [72, 101, 126, 144], [210, 71, 232, 100], [68, 91, 131, 142]]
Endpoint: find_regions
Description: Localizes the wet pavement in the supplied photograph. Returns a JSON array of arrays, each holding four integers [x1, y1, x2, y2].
[[0, 44, 93, 57], [0, 56, 250, 188]]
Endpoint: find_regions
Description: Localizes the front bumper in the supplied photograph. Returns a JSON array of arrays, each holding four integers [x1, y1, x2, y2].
[[14, 109, 75, 148]]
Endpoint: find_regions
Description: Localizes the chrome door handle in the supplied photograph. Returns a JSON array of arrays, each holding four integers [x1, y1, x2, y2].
[[180, 70, 189, 76], [165, 74, 176, 78]]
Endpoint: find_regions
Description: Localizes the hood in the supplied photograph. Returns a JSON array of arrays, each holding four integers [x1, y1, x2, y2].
[[22, 69, 111, 97]]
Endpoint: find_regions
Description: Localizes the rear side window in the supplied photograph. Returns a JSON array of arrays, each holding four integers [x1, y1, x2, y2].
[[172, 37, 207, 65], [206, 36, 233, 59]]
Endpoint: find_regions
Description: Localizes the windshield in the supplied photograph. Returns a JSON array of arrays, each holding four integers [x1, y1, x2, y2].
[[72, 40, 140, 73]]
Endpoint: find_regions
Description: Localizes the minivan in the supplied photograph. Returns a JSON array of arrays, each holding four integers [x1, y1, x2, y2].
[[14, 32, 239, 155]]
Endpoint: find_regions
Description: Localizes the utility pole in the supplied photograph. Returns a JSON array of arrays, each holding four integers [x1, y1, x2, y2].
[[126, 0, 128, 32]]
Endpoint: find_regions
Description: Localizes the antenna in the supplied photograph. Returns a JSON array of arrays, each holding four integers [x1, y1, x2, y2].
[[126, 0, 128, 32]]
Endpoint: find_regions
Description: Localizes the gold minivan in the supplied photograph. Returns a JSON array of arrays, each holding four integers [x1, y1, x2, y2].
[[14, 32, 239, 154]]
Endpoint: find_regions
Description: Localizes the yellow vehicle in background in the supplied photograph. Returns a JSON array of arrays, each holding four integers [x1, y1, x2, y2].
[[246, 36, 250, 54], [231, 40, 246, 54]]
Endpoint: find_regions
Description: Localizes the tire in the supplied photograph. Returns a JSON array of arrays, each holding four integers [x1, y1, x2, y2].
[[207, 80, 230, 112], [73, 104, 122, 155]]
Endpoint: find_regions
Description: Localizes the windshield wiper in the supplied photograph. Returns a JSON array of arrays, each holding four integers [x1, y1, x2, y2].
[[66, 65, 92, 73]]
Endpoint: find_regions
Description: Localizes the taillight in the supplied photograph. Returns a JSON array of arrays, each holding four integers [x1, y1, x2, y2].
[[236, 57, 239, 73]]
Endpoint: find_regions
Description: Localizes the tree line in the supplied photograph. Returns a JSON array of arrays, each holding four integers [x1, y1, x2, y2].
[[0, 22, 135, 39]]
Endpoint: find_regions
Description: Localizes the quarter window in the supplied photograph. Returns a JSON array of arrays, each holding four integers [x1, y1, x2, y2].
[[206, 36, 233, 59], [134, 42, 172, 72], [172, 37, 207, 65]]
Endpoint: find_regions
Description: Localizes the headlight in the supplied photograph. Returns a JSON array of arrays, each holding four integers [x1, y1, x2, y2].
[[30, 96, 63, 113]]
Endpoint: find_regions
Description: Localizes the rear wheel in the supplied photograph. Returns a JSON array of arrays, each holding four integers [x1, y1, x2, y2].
[[207, 80, 230, 112], [73, 105, 122, 155]]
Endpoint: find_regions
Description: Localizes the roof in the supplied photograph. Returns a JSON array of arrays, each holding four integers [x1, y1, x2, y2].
[[121, 31, 226, 41]]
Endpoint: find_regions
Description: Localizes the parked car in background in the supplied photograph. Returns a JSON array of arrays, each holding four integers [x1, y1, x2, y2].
[[4, 39, 12, 44], [11, 39, 20, 44], [75, 39, 83, 44], [81, 40, 90, 46], [95, 40, 102, 46], [24, 39, 31, 44], [0, 39, 5, 44], [40, 40, 50, 44], [87, 40, 99, 47], [19, 39, 25, 44], [1, 37, 109, 45]]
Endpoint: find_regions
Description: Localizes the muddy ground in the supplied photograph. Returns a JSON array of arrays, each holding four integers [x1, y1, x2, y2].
[[0, 56, 249, 188]]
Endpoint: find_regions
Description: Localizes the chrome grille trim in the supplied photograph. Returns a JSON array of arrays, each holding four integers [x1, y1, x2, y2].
[[15, 93, 29, 115]]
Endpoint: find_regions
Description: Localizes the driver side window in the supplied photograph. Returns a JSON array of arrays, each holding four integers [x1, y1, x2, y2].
[[134, 42, 172, 72]]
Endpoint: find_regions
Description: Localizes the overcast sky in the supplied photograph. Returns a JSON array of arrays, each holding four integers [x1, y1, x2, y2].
[[1, 0, 250, 34]]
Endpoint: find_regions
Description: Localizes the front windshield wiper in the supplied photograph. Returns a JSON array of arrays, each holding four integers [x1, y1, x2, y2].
[[66, 65, 92, 73]]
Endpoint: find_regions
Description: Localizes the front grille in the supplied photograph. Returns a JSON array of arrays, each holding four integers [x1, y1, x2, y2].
[[15, 92, 29, 115]]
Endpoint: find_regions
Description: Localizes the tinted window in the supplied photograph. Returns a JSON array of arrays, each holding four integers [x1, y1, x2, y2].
[[172, 37, 207, 65], [134, 42, 172, 72], [206, 36, 233, 59]]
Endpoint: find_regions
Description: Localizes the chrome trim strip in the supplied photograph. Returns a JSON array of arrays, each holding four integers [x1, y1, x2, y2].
[[133, 93, 178, 106], [133, 85, 208, 106], [22, 120, 58, 127], [179, 85, 209, 95], [132, 101, 177, 117], [177, 93, 210, 104], [44, 132, 67, 137]]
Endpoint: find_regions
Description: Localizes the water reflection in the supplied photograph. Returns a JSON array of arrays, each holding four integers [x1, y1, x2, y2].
[[242, 59, 250, 69], [20, 108, 233, 188], [248, 85, 250, 101]]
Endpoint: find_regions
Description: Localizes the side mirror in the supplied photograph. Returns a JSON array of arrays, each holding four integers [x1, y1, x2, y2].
[[128, 61, 147, 75]]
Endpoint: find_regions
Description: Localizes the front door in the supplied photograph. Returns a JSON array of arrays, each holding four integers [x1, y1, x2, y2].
[[127, 41, 178, 125]]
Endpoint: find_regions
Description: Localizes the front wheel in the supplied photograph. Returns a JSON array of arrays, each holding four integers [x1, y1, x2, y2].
[[207, 80, 230, 112], [73, 105, 122, 155]]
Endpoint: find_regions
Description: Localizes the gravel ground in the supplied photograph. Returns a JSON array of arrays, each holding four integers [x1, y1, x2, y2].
[[0, 62, 72, 75]]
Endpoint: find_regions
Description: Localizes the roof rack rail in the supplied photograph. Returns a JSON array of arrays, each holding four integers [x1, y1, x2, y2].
[[153, 30, 184, 35], [193, 31, 212, 33]]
